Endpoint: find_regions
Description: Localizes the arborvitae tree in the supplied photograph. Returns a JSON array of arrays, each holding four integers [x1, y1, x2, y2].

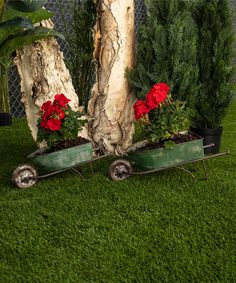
[[192, 0, 235, 128], [127, 0, 199, 109]]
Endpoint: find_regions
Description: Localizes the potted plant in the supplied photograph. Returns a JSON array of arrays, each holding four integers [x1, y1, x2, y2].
[[28, 93, 92, 172], [127, 83, 204, 169], [190, 0, 235, 154], [0, 0, 61, 126]]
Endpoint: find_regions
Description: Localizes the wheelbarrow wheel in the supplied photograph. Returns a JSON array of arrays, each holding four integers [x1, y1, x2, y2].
[[12, 164, 38, 189], [108, 159, 133, 181]]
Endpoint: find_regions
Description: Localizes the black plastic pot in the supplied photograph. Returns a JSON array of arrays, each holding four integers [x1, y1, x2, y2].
[[0, 112, 12, 126], [190, 127, 223, 155]]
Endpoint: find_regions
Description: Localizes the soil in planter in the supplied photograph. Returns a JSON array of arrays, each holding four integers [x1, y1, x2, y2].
[[40, 137, 90, 154], [53, 137, 90, 151], [137, 133, 200, 152]]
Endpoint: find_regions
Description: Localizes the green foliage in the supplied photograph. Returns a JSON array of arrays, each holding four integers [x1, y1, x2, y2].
[[7, 0, 47, 12], [57, 0, 97, 112], [0, 26, 62, 59], [164, 140, 176, 150], [1, 7, 53, 24], [127, 0, 199, 110], [142, 97, 191, 143], [133, 121, 145, 143], [192, 0, 235, 128], [0, 16, 33, 43]]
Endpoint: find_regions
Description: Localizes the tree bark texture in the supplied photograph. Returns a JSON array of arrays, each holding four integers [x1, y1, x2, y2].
[[15, 20, 79, 141], [88, 0, 135, 154]]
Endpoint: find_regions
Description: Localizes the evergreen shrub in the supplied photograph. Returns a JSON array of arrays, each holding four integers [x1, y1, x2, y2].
[[192, 0, 235, 128], [127, 0, 199, 110]]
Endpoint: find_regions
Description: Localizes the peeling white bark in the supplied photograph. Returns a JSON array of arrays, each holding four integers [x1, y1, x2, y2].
[[88, 0, 135, 154], [15, 20, 79, 141]]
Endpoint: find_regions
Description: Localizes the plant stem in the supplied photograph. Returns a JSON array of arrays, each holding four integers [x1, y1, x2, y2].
[[166, 97, 175, 110], [0, 63, 10, 113]]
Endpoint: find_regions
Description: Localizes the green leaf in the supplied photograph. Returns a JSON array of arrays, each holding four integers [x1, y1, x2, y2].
[[164, 140, 175, 150], [0, 26, 64, 58], [6, 0, 47, 12], [1, 8, 53, 24], [0, 17, 33, 43]]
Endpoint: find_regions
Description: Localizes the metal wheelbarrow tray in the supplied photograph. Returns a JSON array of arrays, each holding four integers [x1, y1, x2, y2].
[[108, 136, 229, 181], [12, 142, 107, 189]]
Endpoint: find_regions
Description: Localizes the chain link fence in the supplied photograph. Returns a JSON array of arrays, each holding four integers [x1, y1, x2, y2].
[[9, 0, 235, 117]]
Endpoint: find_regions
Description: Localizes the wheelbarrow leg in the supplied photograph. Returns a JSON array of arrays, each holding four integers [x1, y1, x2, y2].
[[71, 167, 84, 178], [201, 159, 208, 180], [176, 165, 197, 180], [90, 161, 94, 175]]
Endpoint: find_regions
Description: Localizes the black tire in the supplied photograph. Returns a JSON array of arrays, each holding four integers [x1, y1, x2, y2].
[[12, 164, 37, 189], [108, 159, 133, 181]]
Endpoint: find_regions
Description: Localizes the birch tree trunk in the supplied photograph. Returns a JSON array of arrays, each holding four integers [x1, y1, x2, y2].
[[15, 19, 79, 141], [88, 0, 135, 154]]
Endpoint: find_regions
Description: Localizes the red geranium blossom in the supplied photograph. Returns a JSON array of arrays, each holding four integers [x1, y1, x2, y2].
[[54, 93, 71, 107], [145, 83, 169, 110], [41, 100, 54, 117], [152, 82, 170, 93], [39, 95, 69, 131], [133, 82, 170, 120], [146, 89, 167, 110], [40, 101, 56, 120], [54, 105, 65, 119], [41, 100, 52, 111], [45, 118, 62, 131], [37, 93, 86, 150], [133, 99, 150, 120]]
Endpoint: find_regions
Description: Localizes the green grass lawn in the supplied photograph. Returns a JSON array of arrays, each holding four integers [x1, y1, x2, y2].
[[0, 102, 236, 283]]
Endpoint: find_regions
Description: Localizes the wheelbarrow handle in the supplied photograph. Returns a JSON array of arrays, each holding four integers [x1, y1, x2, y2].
[[203, 143, 215, 149]]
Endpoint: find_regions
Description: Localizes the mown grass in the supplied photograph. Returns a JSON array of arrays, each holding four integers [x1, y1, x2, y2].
[[0, 102, 236, 283]]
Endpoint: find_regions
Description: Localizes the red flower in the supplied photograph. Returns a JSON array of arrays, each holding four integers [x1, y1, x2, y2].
[[133, 100, 150, 120], [146, 90, 158, 110], [39, 97, 67, 131], [153, 82, 170, 93], [41, 100, 52, 112], [146, 86, 168, 110], [54, 105, 65, 120], [40, 101, 55, 120], [45, 118, 62, 131], [54, 94, 71, 107]]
